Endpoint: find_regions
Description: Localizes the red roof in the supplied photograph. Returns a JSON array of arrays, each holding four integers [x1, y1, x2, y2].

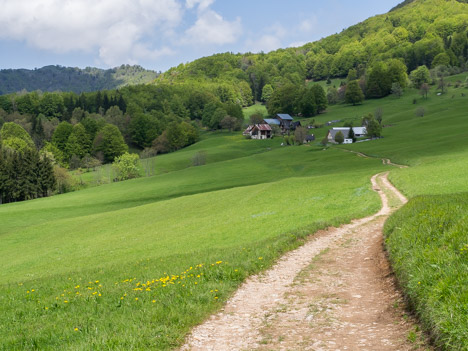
[[256, 124, 272, 131]]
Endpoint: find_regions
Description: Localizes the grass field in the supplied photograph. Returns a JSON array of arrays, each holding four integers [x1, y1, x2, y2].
[[384, 194, 468, 350], [0, 129, 386, 349], [2, 73, 468, 349]]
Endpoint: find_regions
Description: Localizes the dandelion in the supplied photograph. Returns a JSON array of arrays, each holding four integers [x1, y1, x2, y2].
[[31, 289, 35, 292], [95, 280, 99, 283], [135, 298, 139, 301], [75, 285, 80, 289], [152, 300, 156, 303], [45, 307, 49, 310], [64, 300, 69, 303], [26, 291, 30, 294], [92, 292, 97, 295], [74, 328, 78, 331], [121, 297, 124, 300], [98, 294, 101, 297], [258, 257, 263, 260]]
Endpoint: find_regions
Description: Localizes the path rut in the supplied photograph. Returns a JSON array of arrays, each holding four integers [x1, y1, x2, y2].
[[181, 173, 429, 351]]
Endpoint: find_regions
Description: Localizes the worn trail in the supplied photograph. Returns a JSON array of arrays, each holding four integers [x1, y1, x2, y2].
[[181, 173, 429, 351]]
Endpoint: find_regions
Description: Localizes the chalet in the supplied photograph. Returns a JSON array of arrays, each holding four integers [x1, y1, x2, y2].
[[327, 127, 367, 144], [274, 114, 294, 131], [264, 118, 281, 127], [243, 124, 272, 139]]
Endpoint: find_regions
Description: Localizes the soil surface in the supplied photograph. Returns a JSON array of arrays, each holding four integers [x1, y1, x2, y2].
[[181, 173, 430, 351]]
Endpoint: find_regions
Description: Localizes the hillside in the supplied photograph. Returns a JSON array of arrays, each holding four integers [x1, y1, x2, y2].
[[1, 0, 468, 349], [0, 65, 159, 94], [157, 0, 468, 100]]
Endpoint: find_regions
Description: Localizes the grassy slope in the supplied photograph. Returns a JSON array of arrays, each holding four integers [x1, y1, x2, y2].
[[0, 128, 385, 349], [2, 74, 468, 349]]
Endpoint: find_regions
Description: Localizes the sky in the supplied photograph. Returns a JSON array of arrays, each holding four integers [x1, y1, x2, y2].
[[0, 0, 403, 72]]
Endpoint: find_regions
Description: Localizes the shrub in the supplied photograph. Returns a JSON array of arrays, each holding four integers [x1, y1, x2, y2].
[[112, 153, 140, 181]]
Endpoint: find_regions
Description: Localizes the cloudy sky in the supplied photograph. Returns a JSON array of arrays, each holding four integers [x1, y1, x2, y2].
[[0, 0, 402, 72]]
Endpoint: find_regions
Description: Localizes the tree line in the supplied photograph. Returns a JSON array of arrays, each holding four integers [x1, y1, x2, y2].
[[0, 123, 55, 204]]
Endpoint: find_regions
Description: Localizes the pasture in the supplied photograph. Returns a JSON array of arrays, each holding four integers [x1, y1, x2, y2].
[[2, 73, 468, 349]]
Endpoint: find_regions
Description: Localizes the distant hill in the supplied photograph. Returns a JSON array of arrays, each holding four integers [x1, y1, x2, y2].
[[157, 0, 468, 100], [0, 65, 159, 95]]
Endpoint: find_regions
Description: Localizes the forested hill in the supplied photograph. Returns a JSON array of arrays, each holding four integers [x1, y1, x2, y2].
[[0, 65, 159, 95], [156, 0, 468, 100]]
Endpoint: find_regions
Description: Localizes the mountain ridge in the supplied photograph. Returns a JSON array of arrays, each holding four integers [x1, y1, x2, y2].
[[0, 64, 159, 95]]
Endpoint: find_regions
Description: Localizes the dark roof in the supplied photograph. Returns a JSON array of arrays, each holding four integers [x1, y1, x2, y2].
[[276, 114, 293, 121], [291, 121, 302, 127], [328, 129, 350, 139], [264, 118, 281, 125], [305, 134, 315, 141]]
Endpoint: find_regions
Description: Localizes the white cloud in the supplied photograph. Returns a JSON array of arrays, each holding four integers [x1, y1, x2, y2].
[[185, 0, 214, 11], [185, 10, 242, 45], [244, 24, 286, 53], [0, 0, 182, 66], [245, 35, 282, 53], [299, 18, 317, 33]]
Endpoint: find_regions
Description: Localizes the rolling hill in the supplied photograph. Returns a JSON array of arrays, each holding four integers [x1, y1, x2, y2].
[[0, 65, 159, 95], [1, 0, 467, 349]]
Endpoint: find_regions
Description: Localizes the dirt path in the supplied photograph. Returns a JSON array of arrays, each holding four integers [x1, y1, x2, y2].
[[181, 173, 429, 351]]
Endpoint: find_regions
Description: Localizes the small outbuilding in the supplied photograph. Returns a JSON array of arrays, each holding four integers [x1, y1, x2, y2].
[[243, 124, 272, 139], [327, 127, 367, 144]]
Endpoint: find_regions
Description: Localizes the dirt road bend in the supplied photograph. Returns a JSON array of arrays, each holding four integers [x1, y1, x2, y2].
[[181, 173, 430, 351]]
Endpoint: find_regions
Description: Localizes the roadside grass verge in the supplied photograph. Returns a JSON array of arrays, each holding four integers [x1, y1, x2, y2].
[[384, 193, 468, 350], [0, 170, 381, 350]]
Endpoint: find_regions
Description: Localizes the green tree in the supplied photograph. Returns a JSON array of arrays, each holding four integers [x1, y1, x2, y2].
[[348, 127, 356, 143], [410, 65, 431, 88], [366, 119, 382, 138], [112, 153, 140, 181], [299, 87, 317, 117], [93, 124, 128, 163], [261, 84, 274, 103], [334, 131, 344, 144], [52, 121, 73, 151], [345, 80, 364, 105], [0, 122, 35, 152], [65, 123, 91, 160], [311, 85, 328, 113]]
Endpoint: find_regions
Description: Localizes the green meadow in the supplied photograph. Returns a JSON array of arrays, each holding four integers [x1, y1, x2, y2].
[[0, 129, 385, 349], [2, 74, 468, 349]]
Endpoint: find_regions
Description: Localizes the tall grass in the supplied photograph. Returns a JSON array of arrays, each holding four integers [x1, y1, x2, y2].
[[384, 194, 468, 350]]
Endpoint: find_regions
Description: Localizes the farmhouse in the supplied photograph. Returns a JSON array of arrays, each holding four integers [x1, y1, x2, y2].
[[274, 114, 294, 131], [327, 127, 367, 144], [243, 124, 272, 139]]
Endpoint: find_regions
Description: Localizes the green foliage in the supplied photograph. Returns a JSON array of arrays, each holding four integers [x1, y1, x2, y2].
[[112, 153, 140, 181], [93, 124, 128, 163], [334, 131, 345, 144], [261, 84, 274, 102], [385, 194, 468, 350], [65, 123, 91, 160], [0, 148, 55, 204], [345, 80, 365, 105], [0, 122, 34, 152], [410, 65, 431, 88], [0, 65, 158, 95], [52, 121, 74, 151]]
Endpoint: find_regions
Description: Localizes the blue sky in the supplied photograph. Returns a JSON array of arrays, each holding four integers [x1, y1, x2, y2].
[[0, 0, 403, 72]]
